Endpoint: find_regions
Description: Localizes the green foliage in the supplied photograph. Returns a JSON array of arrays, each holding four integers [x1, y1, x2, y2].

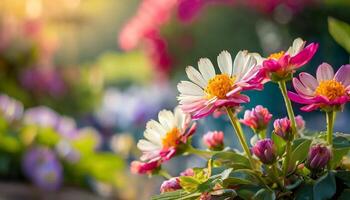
[[328, 17, 350, 53], [313, 172, 336, 200], [271, 132, 286, 157], [289, 138, 312, 169], [212, 151, 252, 169], [253, 188, 276, 200]]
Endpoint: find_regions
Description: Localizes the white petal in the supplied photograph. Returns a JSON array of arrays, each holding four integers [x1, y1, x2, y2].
[[217, 50, 232, 76], [146, 120, 167, 136], [316, 63, 334, 82], [198, 58, 215, 81], [174, 107, 186, 130], [158, 110, 175, 131], [287, 38, 305, 56], [232, 51, 245, 76], [237, 54, 256, 81], [177, 81, 205, 96], [185, 66, 207, 88], [137, 139, 160, 151], [144, 130, 162, 146]]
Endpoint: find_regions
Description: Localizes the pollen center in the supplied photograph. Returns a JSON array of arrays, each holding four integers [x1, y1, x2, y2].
[[315, 80, 346, 100], [205, 74, 234, 99], [162, 127, 180, 148], [268, 51, 285, 60]]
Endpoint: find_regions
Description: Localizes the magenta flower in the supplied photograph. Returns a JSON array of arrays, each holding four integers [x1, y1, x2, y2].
[[160, 177, 182, 193], [261, 38, 318, 80], [306, 144, 331, 171], [178, 50, 264, 119], [252, 139, 277, 165], [273, 117, 293, 141], [203, 131, 224, 150], [240, 105, 272, 133], [288, 63, 350, 112], [130, 160, 160, 175]]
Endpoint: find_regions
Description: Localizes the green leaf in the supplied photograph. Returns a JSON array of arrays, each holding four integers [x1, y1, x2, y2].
[[333, 135, 350, 148], [313, 172, 336, 200], [295, 183, 313, 200], [253, 188, 276, 200], [290, 139, 312, 168], [151, 190, 200, 200], [223, 177, 254, 187], [179, 176, 201, 193], [229, 169, 260, 184], [328, 17, 350, 53], [332, 148, 350, 168], [272, 132, 286, 157], [211, 189, 237, 199], [212, 151, 251, 169], [335, 170, 350, 187], [236, 185, 261, 200]]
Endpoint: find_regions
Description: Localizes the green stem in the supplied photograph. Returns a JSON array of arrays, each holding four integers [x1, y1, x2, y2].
[[226, 107, 256, 169], [158, 169, 172, 179], [271, 164, 284, 190], [278, 81, 297, 176], [258, 129, 267, 139], [186, 146, 216, 159], [326, 111, 336, 169]]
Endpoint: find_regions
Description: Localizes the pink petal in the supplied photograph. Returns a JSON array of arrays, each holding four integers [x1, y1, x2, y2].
[[299, 72, 318, 90], [335, 64, 350, 87], [192, 104, 216, 120], [301, 104, 320, 112], [292, 77, 314, 96], [290, 43, 318, 68], [263, 59, 281, 72], [287, 91, 315, 104], [316, 63, 334, 82], [278, 54, 290, 69]]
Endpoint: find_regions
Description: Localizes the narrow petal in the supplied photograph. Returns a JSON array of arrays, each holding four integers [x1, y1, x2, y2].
[[158, 110, 175, 130], [288, 91, 315, 104], [286, 38, 305, 56], [177, 81, 205, 96], [198, 58, 215, 81], [232, 51, 246, 76], [290, 43, 318, 68], [300, 104, 320, 112], [293, 78, 314, 96], [335, 64, 350, 87], [299, 72, 318, 91], [262, 59, 281, 72], [185, 66, 207, 88], [137, 139, 161, 151], [217, 50, 233, 76], [316, 62, 334, 82]]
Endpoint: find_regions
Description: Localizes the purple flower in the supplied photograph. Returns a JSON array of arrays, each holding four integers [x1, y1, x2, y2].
[[55, 116, 78, 139], [160, 177, 181, 193], [24, 106, 59, 128], [0, 94, 23, 122], [23, 147, 63, 191], [252, 139, 277, 165], [306, 144, 331, 171]]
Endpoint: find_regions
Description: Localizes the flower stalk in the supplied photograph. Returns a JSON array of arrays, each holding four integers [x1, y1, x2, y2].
[[226, 107, 256, 169], [278, 80, 297, 176], [326, 111, 335, 169]]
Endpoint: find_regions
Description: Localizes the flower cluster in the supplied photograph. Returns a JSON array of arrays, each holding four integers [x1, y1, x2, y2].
[[132, 37, 350, 200]]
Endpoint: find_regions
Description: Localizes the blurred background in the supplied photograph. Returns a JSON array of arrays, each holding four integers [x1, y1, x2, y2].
[[0, 0, 349, 199]]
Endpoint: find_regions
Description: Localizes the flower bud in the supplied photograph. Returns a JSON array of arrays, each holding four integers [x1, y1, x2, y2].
[[240, 105, 272, 133], [273, 117, 293, 141], [306, 144, 331, 171], [252, 139, 277, 165], [295, 115, 305, 132], [160, 177, 181, 193], [203, 131, 224, 150], [180, 168, 194, 177]]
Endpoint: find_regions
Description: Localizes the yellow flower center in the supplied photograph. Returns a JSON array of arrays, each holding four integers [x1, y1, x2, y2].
[[268, 51, 285, 60], [162, 127, 180, 148], [315, 80, 346, 100], [205, 74, 234, 99]]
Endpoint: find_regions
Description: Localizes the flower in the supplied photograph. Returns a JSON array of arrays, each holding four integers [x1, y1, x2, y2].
[[295, 115, 305, 132], [180, 168, 194, 176], [160, 177, 182, 193], [0, 94, 23, 122], [22, 147, 63, 191], [306, 144, 331, 171], [261, 38, 318, 81], [134, 107, 196, 174], [178, 50, 263, 119], [273, 117, 293, 141], [288, 63, 350, 112], [202, 131, 224, 150], [240, 105, 272, 133], [252, 139, 277, 165]]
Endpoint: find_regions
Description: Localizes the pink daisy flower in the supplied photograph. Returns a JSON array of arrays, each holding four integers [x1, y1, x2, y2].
[[261, 38, 318, 80], [132, 107, 196, 174], [177, 50, 263, 119], [288, 63, 350, 112]]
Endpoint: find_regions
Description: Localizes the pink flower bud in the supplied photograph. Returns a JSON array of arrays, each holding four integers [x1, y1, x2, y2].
[[252, 139, 277, 165], [130, 160, 159, 175], [160, 177, 181, 193], [240, 105, 272, 133], [295, 115, 306, 131], [203, 131, 224, 150], [180, 168, 194, 177], [273, 117, 293, 141], [306, 144, 331, 171]]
